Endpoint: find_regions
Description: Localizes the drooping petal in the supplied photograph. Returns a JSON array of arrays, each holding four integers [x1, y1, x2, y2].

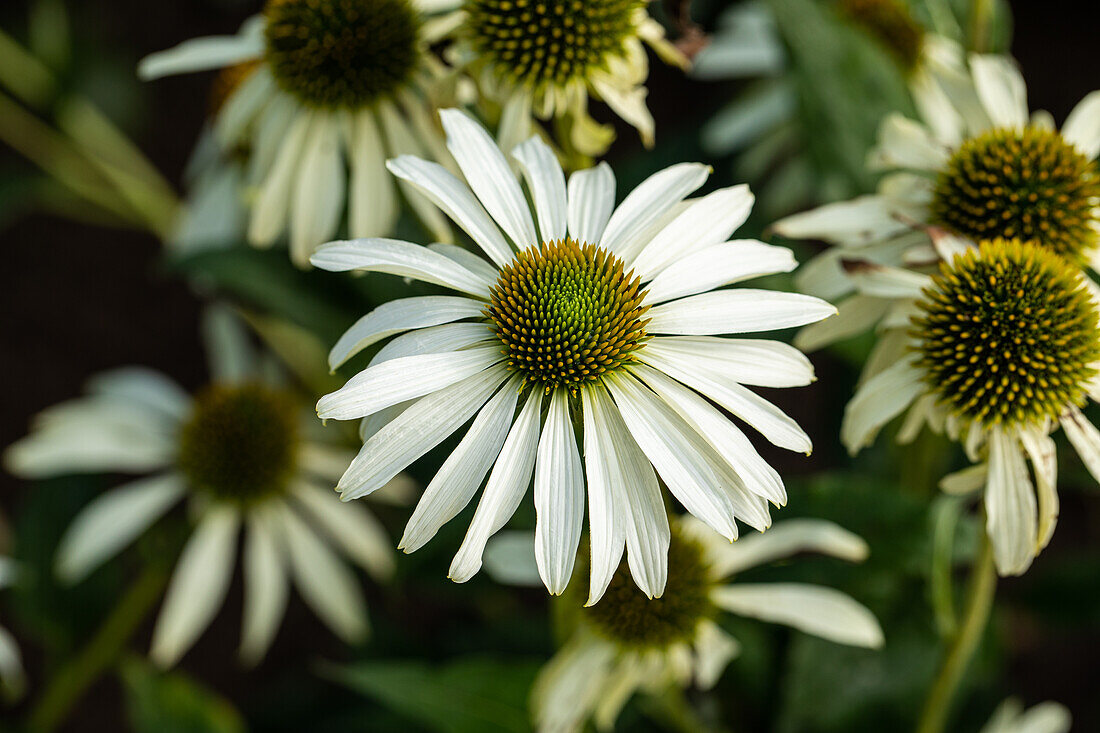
[[239, 506, 289, 665], [336, 365, 509, 500], [399, 376, 521, 553], [985, 427, 1038, 576], [693, 619, 741, 689], [712, 583, 884, 647], [1061, 90, 1100, 159], [1018, 427, 1058, 550], [841, 359, 926, 455], [533, 389, 584, 595], [289, 115, 345, 266], [138, 26, 263, 79], [1060, 405, 1100, 485], [449, 390, 542, 583], [55, 473, 186, 583], [971, 54, 1029, 130], [150, 506, 240, 667], [294, 482, 394, 579], [347, 110, 398, 238], [771, 195, 908, 246], [250, 111, 312, 246]]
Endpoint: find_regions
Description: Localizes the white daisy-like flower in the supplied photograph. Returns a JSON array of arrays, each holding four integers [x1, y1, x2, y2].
[[980, 698, 1071, 733], [311, 108, 836, 601], [0, 556, 25, 699], [140, 0, 461, 267], [436, 0, 689, 160], [524, 516, 883, 733], [774, 52, 1100, 355], [3, 309, 406, 667], [840, 239, 1100, 576]]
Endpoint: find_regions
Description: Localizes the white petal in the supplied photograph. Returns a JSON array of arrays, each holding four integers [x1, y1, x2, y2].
[[201, 305, 254, 384], [693, 619, 740, 689], [642, 240, 796, 303], [940, 464, 988, 495], [512, 136, 567, 243], [699, 518, 868, 579], [399, 376, 521, 553], [239, 507, 288, 665], [449, 390, 543, 583], [497, 89, 533, 160], [250, 111, 312, 246], [871, 114, 950, 171], [591, 76, 655, 149], [712, 583, 884, 647], [386, 155, 512, 266], [327, 296, 486, 370], [427, 243, 500, 284], [632, 366, 787, 507], [971, 54, 1029, 130], [55, 474, 185, 583], [273, 503, 368, 642], [630, 185, 755, 276], [599, 163, 710, 255], [138, 32, 263, 80], [290, 115, 345, 266], [1061, 405, 1100, 485], [584, 385, 668, 600], [635, 349, 812, 454], [566, 163, 615, 245], [213, 66, 274, 148], [531, 635, 616, 733], [841, 358, 926, 455], [986, 428, 1038, 576], [533, 389, 584, 595], [150, 506, 240, 667], [87, 367, 191, 420], [370, 322, 494, 366], [647, 290, 836, 335], [1018, 428, 1058, 550], [439, 109, 538, 249], [579, 389, 628, 603], [294, 482, 394, 579], [1061, 90, 1100, 159], [336, 364, 509, 500], [311, 238, 491, 297], [771, 195, 908, 246], [794, 295, 893, 352], [911, 67, 963, 147], [482, 530, 541, 585], [604, 372, 739, 540], [347, 111, 398, 238], [643, 336, 814, 388]]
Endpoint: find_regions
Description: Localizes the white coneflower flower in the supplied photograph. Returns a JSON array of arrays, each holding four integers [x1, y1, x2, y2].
[[0, 557, 25, 699], [436, 0, 688, 159], [774, 52, 1100, 355], [842, 239, 1100, 575], [139, 0, 460, 266], [526, 517, 883, 732], [311, 108, 836, 600], [3, 309, 406, 667], [980, 699, 1070, 733]]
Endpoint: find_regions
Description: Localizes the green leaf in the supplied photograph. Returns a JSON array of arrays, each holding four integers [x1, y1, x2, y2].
[[323, 657, 541, 733], [120, 657, 245, 733]]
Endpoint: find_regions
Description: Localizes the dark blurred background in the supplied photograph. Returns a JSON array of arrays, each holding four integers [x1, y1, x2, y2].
[[2, 1, 1098, 731]]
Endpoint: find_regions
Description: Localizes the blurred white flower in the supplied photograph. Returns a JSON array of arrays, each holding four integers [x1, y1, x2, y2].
[[980, 698, 1071, 733], [0, 557, 25, 699], [139, 0, 461, 266], [4, 308, 408, 667], [437, 0, 688, 159], [311, 108, 835, 601], [515, 516, 882, 732]]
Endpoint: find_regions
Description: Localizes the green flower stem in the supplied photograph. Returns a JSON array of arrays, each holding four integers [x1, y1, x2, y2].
[[27, 565, 169, 733], [929, 496, 963, 639], [642, 686, 724, 733], [915, 528, 996, 733], [968, 0, 994, 53]]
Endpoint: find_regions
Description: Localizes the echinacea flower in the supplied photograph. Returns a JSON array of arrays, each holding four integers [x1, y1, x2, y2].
[[525, 517, 883, 732], [843, 239, 1100, 575], [3, 309, 406, 667], [311, 108, 836, 601], [140, 0, 459, 266], [0, 557, 24, 699], [774, 53, 1100, 355], [437, 0, 688, 159]]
